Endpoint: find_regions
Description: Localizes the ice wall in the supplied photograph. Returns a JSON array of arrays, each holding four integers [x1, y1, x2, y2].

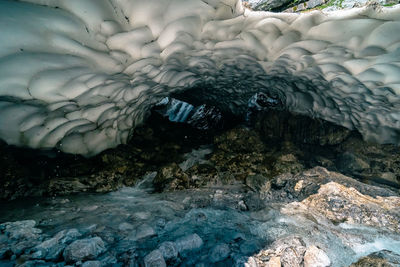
[[0, 0, 399, 155]]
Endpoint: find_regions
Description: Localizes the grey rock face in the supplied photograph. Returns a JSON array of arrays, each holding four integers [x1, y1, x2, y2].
[[63, 237, 106, 263]]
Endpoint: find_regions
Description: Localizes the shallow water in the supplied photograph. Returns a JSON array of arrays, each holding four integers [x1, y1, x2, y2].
[[2, 171, 400, 266]]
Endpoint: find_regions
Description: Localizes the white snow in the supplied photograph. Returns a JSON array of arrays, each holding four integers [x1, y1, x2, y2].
[[0, 0, 399, 155]]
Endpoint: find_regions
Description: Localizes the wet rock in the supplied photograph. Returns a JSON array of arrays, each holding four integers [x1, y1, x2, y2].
[[282, 181, 400, 232], [252, 236, 306, 267], [303, 245, 331, 267], [350, 250, 400, 267], [210, 243, 230, 263], [153, 163, 189, 192], [30, 228, 80, 261], [63, 237, 106, 263], [175, 234, 203, 253], [158, 241, 178, 260], [0, 220, 42, 258], [1, 220, 41, 240], [144, 249, 166, 267]]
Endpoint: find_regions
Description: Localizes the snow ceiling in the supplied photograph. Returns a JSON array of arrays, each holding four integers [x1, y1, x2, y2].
[[0, 0, 399, 155]]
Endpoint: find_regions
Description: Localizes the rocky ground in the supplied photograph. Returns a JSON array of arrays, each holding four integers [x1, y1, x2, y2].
[[1, 110, 400, 266]]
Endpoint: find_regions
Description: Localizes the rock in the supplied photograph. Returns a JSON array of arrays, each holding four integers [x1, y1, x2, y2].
[[158, 241, 178, 260], [214, 128, 266, 153], [337, 152, 370, 174], [210, 243, 230, 263], [144, 249, 166, 267], [282, 181, 400, 232], [31, 229, 81, 261], [267, 256, 281, 267], [245, 174, 271, 193], [63, 237, 106, 263], [303, 245, 331, 267], [1, 220, 41, 240], [153, 163, 190, 192], [133, 224, 156, 240], [350, 250, 400, 267], [273, 154, 304, 175], [58, 229, 82, 244], [82, 261, 102, 267], [175, 234, 203, 253], [252, 236, 306, 267]]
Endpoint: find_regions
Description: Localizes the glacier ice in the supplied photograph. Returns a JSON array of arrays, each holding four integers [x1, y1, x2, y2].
[[0, 0, 399, 155]]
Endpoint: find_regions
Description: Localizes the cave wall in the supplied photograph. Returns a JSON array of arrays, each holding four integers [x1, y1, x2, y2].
[[0, 0, 399, 155]]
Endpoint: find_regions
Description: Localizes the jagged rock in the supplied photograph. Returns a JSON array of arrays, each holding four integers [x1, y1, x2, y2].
[[144, 249, 166, 267], [210, 243, 230, 263], [303, 245, 331, 267], [63, 237, 106, 263], [282, 181, 400, 232]]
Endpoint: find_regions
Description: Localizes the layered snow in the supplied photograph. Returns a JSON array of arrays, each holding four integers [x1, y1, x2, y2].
[[0, 0, 399, 155]]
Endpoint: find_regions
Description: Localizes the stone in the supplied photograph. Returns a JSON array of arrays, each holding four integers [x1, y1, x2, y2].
[[210, 243, 230, 263], [175, 234, 203, 253], [63, 237, 106, 263], [304, 245, 331, 267], [158, 241, 178, 260], [144, 249, 166, 267]]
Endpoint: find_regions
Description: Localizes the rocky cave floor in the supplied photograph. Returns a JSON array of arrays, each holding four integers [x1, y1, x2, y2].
[[1, 111, 400, 266]]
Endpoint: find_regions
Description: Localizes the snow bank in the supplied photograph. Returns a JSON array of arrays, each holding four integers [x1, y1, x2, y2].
[[0, 0, 399, 155]]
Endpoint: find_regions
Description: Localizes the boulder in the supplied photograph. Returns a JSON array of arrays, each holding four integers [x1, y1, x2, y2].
[[63, 237, 106, 263]]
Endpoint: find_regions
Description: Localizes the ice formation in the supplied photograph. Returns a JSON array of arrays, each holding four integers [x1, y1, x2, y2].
[[0, 0, 399, 155]]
